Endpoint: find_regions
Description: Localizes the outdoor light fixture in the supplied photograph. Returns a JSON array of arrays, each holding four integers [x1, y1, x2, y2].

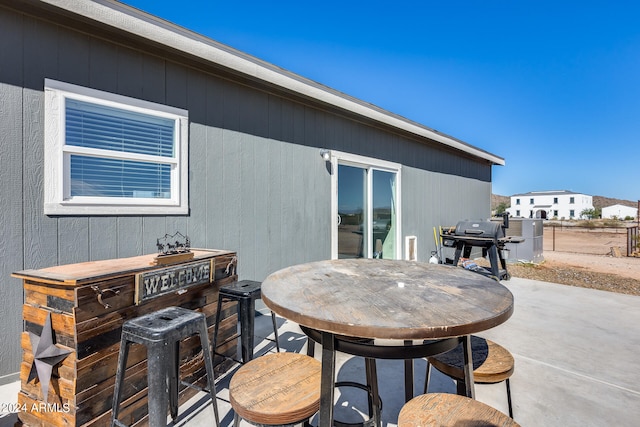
[[319, 149, 331, 161]]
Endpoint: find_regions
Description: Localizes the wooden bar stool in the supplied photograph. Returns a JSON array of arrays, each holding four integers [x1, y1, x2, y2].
[[212, 280, 280, 364], [229, 352, 321, 426], [424, 336, 514, 418], [398, 393, 520, 427], [111, 306, 219, 427]]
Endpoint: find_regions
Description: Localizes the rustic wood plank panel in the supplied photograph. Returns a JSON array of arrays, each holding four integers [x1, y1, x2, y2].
[[23, 320, 74, 350], [15, 250, 228, 285], [75, 359, 149, 426], [20, 361, 75, 403], [22, 305, 76, 336], [17, 392, 74, 427], [73, 278, 230, 357], [21, 332, 76, 371], [24, 291, 48, 310], [74, 277, 136, 323], [74, 282, 210, 340], [75, 342, 147, 394]]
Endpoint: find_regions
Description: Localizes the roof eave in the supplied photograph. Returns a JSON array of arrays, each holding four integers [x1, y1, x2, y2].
[[33, 0, 505, 166]]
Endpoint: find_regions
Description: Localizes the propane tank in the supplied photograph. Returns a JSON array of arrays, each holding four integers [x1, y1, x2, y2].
[[429, 251, 440, 264]]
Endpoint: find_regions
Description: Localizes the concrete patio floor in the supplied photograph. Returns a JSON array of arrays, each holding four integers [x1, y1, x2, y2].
[[1, 276, 639, 426]]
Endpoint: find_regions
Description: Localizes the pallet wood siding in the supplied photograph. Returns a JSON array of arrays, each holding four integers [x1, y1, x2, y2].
[[14, 250, 238, 427], [0, 3, 493, 384]]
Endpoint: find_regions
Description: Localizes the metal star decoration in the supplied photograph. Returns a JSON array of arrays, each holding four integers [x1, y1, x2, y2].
[[28, 312, 72, 402]]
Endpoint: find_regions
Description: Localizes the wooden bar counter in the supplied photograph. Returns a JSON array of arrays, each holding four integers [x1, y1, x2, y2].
[[13, 249, 239, 427]]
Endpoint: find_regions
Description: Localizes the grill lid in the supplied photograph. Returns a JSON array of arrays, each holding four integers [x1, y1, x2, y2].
[[454, 220, 504, 239]]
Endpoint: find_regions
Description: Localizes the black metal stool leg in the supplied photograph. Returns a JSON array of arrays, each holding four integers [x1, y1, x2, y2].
[[365, 357, 381, 427], [506, 378, 513, 419], [169, 340, 179, 420], [111, 338, 130, 426], [199, 319, 221, 427], [211, 295, 225, 359], [147, 342, 169, 427], [271, 311, 281, 352], [238, 296, 254, 363], [424, 362, 431, 394], [404, 340, 414, 403]]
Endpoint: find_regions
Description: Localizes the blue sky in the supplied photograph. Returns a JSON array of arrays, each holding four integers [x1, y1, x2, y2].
[[123, 0, 640, 201]]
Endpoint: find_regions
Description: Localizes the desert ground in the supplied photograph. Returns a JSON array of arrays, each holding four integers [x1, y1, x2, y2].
[[542, 225, 630, 255], [505, 226, 640, 295]]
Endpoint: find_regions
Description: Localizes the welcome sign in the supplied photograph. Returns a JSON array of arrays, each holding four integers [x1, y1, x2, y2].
[[135, 259, 214, 304]]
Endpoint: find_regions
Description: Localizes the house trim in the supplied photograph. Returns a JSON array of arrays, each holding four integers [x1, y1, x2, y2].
[[25, 0, 504, 167]]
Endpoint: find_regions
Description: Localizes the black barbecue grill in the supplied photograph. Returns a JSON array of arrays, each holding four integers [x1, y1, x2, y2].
[[441, 214, 524, 280]]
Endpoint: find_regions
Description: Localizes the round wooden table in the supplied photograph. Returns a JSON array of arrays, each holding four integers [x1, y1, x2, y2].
[[262, 259, 514, 427]]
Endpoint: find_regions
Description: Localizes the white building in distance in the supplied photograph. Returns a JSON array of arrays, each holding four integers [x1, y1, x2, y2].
[[507, 190, 593, 220], [602, 204, 637, 220]]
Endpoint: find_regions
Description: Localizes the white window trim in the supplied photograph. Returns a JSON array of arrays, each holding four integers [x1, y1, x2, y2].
[[44, 79, 189, 215], [329, 150, 402, 260]]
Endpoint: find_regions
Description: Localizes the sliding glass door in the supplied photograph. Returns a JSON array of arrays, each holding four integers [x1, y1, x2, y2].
[[334, 154, 401, 259]]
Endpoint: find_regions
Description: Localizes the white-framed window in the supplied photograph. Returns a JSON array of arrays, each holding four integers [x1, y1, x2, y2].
[[329, 150, 402, 260], [44, 79, 189, 215]]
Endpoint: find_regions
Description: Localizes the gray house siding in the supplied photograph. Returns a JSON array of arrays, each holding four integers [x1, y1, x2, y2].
[[0, 3, 495, 383]]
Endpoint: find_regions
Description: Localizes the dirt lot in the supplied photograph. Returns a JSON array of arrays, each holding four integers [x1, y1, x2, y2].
[[505, 251, 640, 296], [542, 226, 630, 255]]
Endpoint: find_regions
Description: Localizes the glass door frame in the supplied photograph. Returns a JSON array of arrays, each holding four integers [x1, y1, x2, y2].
[[330, 150, 402, 260]]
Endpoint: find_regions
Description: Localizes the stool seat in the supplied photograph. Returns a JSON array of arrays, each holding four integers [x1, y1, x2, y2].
[[121, 306, 207, 342], [425, 336, 514, 419], [230, 352, 321, 426], [398, 393, 520, 427], [428, 336, 514, 383], [219, 279, 263, 297]]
